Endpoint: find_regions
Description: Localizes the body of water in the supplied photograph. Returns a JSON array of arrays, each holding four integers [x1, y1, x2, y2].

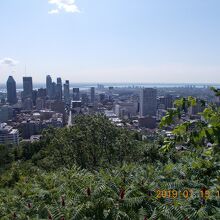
[[0, 82, 219, 93]]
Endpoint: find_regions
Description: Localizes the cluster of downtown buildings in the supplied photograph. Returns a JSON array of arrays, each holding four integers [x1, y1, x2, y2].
[[1, 75, 215, 146], [0, 75, 102, 145]]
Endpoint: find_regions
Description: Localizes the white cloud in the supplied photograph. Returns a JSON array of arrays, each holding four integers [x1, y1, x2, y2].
[[48, 9, 59, 14], [48, 0, 80, 14], [0, 58, 19, 66]]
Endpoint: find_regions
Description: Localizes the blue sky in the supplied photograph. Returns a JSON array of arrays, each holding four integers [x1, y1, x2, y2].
[[0, 0, 220, 83]]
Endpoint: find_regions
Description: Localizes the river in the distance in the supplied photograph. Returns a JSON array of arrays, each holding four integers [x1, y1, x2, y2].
[[0, 82, 219, 93]]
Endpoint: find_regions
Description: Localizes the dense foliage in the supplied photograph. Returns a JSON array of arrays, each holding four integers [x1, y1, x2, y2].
[[0, 90, 220, 219]]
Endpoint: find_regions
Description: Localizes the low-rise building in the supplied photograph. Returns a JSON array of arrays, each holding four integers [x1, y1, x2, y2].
[[114, 102, 138, 119], [138, 116, 157, 129], [0, 123, 19, 145], [0, 105, 13, 122]]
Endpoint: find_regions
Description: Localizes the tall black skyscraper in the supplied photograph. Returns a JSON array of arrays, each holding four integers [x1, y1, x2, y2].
[[46, 75, 52, 99], [73, 88, 80, 101], [64, 80, 70, 105], [51, 82, 57, 100], [56, 77, 62, 101], [37, 88, 47, 99], [23, 77, 33, 99], [6, 76, 17, 104]]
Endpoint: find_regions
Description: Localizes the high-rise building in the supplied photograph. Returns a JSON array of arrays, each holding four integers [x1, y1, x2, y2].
[[46, 75, 52, 98], [81, 93, 89, 106], [63, 80, 70, 105], [37, 88, 47, 99], [23, 77, 33, 99], [32, 90, 38, 106], [51, 82, 57, 100], [46, 75, 52, 94], [36, 88, 46, 109], [99, 93, 106, 104], [108, 87, 114, 101], [90, 87, 95, 104], [6, 76, 17, 104], [56, 77, 62, 101], [57, 77, 62, 84], [73, 88, 80, 101], [140, 88, 157, 117]]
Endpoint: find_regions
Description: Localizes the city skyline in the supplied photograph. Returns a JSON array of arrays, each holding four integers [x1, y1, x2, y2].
[[1, 0, 220, 83]]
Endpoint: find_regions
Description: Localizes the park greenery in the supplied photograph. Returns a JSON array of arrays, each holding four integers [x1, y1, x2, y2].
[[0, 88, 220, 219]]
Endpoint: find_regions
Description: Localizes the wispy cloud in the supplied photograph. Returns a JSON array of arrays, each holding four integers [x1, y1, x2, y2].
[[48, 0, 80, 14], [0, 58, 19, 66], [48, 9, 59, 14]]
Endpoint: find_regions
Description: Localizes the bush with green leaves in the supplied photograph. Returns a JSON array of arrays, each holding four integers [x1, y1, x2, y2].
[[1, 89, 220, 219]]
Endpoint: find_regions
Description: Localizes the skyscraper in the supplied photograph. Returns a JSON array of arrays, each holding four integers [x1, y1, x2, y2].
[[32, 90, 38, 106], [56, 77, 62, 101], [81, 93, 89, 106], [51, 82, 57, 100], [46, 75, 52, 99], [90, 87, 95, 104], [63, 80, 70, 105], [140, 88, 157, 117], [23, 77, 33, 99], [6, 76, 17, 104], [108, 86, 114, 101], [73, 88, 80, 101], [37, 88, 47, 99]]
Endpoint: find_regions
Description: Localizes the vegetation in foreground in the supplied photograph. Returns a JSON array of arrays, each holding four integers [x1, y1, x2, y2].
[[0, 89, 220, 219]]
